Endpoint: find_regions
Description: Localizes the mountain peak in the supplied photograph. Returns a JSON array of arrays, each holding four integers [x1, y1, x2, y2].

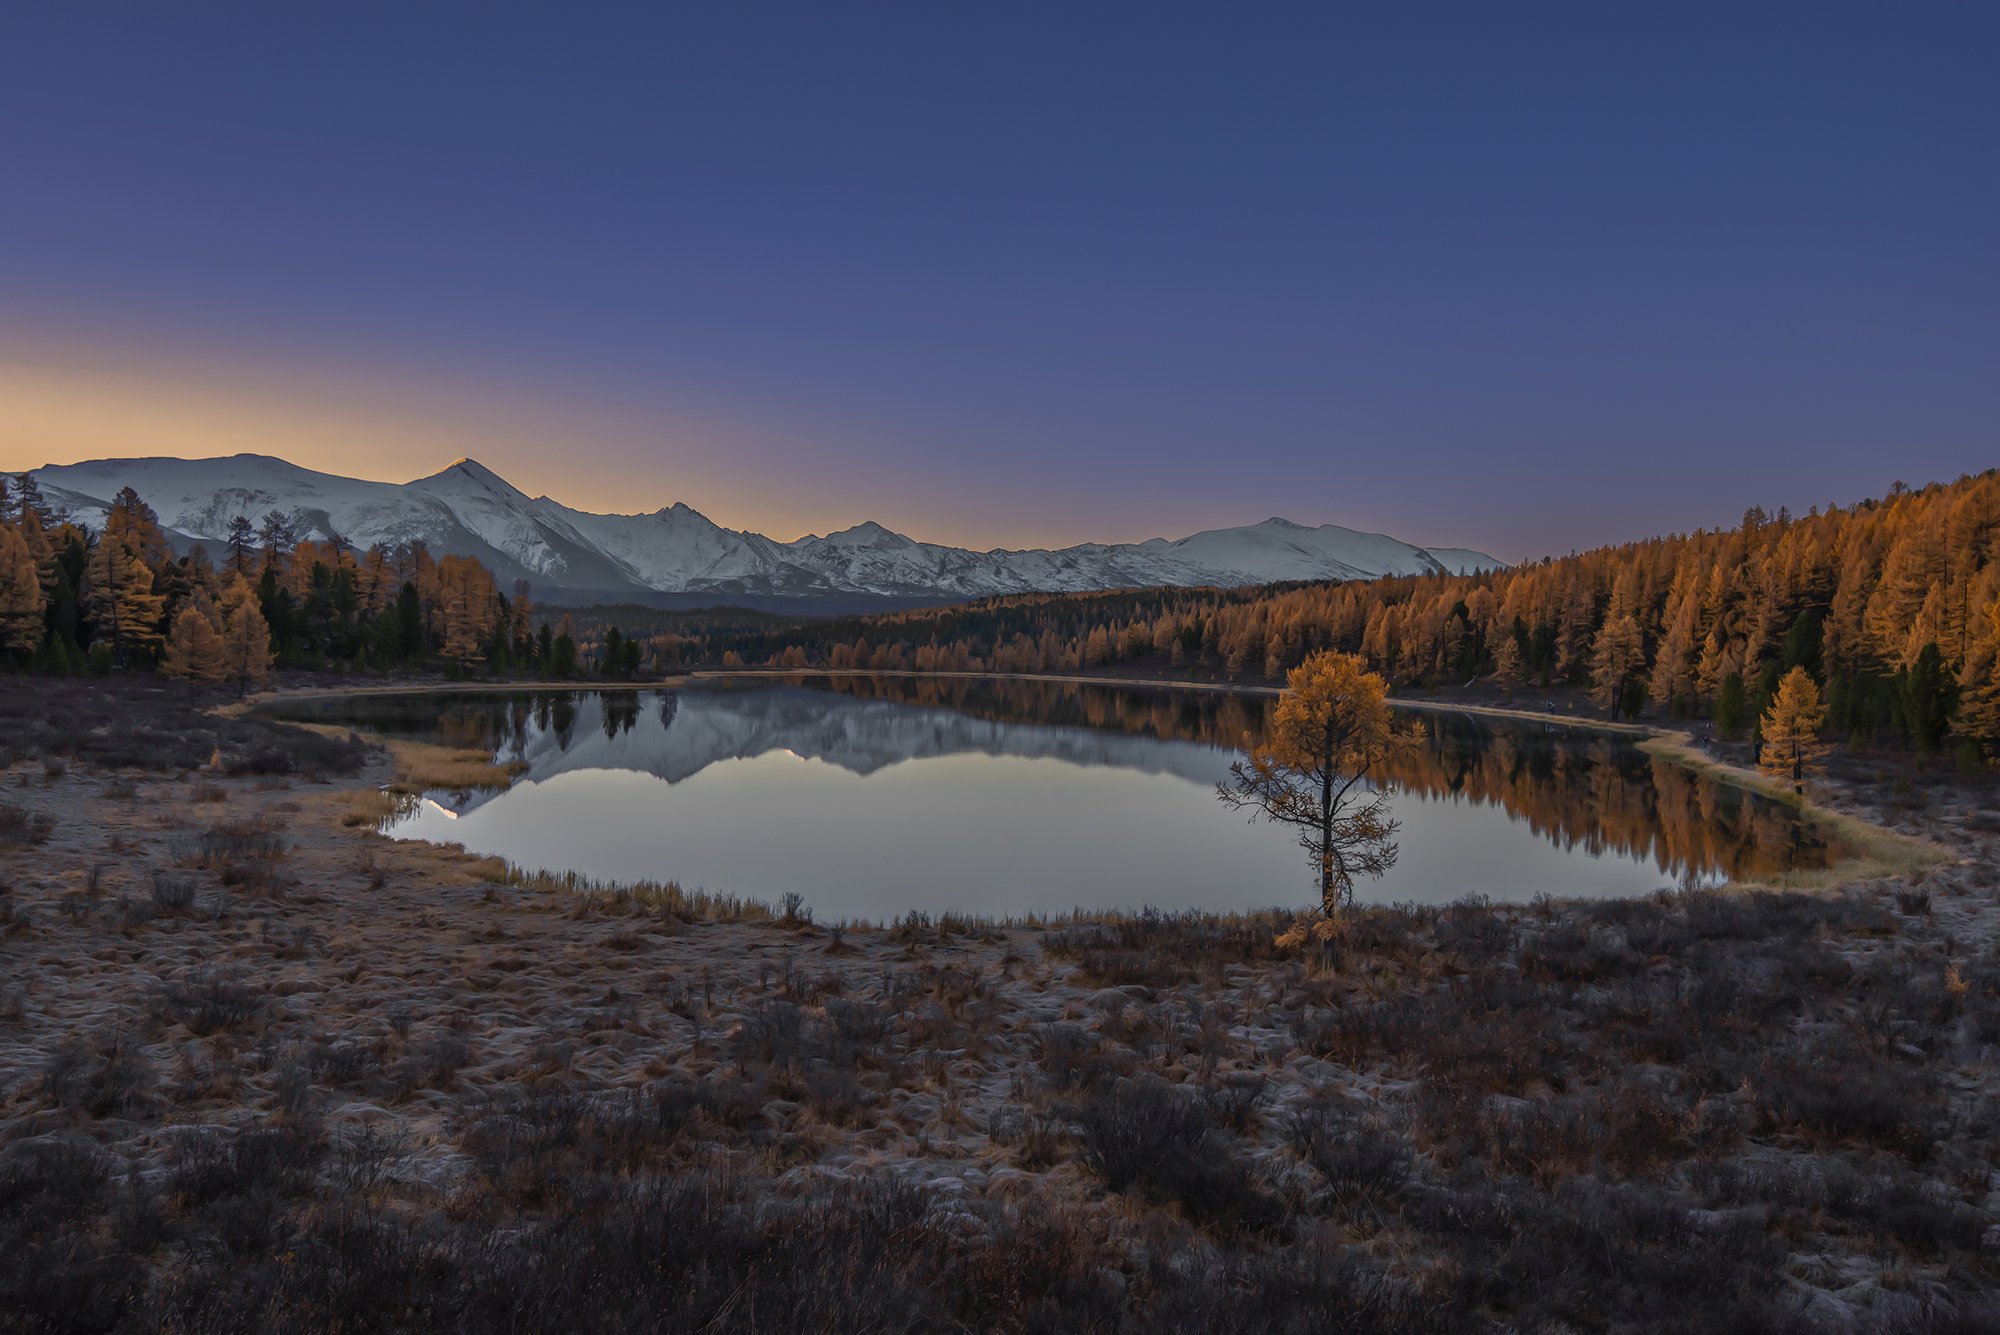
[[28, 452, 1506, 596], [409, 457, 527, 498], [821, 520, 906, 546], [445, 457, 501, 482]]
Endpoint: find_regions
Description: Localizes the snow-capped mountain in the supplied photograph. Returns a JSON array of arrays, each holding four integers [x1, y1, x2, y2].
[[28, 453, 1505, 600]]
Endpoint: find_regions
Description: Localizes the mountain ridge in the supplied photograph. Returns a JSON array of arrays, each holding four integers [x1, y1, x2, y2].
[[28, 452, 1507, 600]]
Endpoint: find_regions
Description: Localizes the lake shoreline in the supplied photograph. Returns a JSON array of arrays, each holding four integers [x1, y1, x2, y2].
[[241, 668, 1949, 902], [4, 676, 1997, 1327]]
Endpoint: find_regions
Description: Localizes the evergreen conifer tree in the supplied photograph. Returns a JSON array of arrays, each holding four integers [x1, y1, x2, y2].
[[225, 514, 257, 576], [1715, 672, 1747, 738]]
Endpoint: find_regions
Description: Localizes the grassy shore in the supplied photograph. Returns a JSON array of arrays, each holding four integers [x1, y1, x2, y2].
[[374, 736, 529, 794], [2, 677, 1997, 1332], [1636, 733, 1960, 889]]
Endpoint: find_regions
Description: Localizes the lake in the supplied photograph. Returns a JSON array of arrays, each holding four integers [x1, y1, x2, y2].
[[269, 675, 1846, 921]]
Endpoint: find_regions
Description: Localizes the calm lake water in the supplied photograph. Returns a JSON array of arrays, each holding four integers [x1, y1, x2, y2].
[[270, 676, 1845, 921]]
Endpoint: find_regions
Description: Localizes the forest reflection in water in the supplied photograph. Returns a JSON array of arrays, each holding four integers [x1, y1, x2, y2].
[[270, 675, 1845, 918]]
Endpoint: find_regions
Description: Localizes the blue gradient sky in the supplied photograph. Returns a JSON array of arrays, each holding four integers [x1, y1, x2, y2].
[[2, 3, 1995, 560]]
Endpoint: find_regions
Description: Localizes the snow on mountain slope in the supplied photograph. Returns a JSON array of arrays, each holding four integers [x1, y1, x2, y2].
[[405, 460, 641, 590], [785, 523, 1067, 596], [537, 498, 807, 594], [37, 454, 456, 552], [1147, 517, 1440, 584], [34, 454, 649, 592], [27, 453, 1507, 598], [1422, 547, 1507, 576], [778, 516, 1500, 595]]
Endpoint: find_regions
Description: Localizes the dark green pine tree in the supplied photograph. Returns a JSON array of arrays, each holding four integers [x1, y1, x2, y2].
[[1780, 609, 1824, 677], [225, 514, 257, 577], [396, 583, 424, 663], [1714, 671, 1747, 739], [1898, 643, 1956, 754]]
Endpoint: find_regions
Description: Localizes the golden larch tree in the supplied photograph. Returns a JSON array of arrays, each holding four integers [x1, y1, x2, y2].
[[1491, 634, 1523, 692], [1647, 567, 1702, 713], [1553, 574, 1594, 680], [85, 537, 168, 662], [1589, 614, 1645, 718], [0, 523, 46, 656], [103, 486, 173, 568], [437, 555, 497, 663], [1865, 530, 1941, 663], [1758, 667, 1830, 795], [1217, 650, 1400, 915], [218, 577, 273, 692], [1959, 594, 2000, 762], [161, 606, 228, 684]]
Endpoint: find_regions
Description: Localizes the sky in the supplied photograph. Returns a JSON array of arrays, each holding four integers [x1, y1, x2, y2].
[[1, 3, 1995, 562]]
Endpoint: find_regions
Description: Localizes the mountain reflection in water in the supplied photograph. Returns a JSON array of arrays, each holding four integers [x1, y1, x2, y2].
[[271, 676, 1844, 920]]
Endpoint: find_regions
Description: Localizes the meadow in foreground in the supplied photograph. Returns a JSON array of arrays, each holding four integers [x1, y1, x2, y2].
[[1, 680, 1997, 1332]]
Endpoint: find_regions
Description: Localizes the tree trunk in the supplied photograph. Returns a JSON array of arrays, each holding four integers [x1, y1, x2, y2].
[[1318, 718, 1338, 914]]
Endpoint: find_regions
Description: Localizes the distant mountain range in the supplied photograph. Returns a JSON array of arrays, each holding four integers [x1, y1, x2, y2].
[[28, 453, 1505, 604]]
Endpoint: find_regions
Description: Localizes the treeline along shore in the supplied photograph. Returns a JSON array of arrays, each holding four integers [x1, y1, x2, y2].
[[4, 471, 1996, 778], [563, 472, 2000, 772]]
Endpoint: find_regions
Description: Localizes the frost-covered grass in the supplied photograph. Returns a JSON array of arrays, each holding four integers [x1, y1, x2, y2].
[[3, 677, 2000, 1331], [0, 678, 368, 776]]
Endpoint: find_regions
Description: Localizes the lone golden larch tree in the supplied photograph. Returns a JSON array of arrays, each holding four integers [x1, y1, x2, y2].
[[1218, 650, 1400, 915], [1758, 666, 1830, 795]]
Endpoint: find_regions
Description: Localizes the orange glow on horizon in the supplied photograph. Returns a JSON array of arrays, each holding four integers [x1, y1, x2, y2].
[[0, 339, 1421, 556], [0, 348, 969, 544]]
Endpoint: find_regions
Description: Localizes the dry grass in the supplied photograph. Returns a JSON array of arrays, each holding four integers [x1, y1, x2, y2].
[[379, 736, 527, 793], [499, 865, 771, 922], [338, 789, 398, 827]]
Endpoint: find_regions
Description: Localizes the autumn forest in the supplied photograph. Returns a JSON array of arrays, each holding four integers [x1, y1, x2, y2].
[[593, 472, 2000, 761], [5, 470, 1997, 769], [0, 476, 544, 688]]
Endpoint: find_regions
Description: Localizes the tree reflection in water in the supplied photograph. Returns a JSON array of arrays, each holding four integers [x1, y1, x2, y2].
[[273, 674, 1845, 885]]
